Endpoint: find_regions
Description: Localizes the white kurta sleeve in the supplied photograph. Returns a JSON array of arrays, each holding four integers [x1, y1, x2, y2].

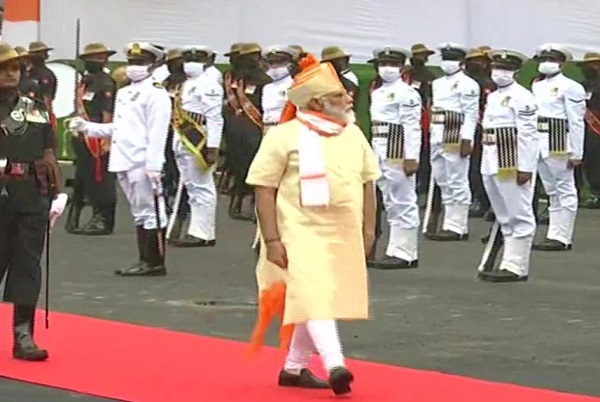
[[202, 82, 225, 148], [459, 79, 481, 142], [145, 89, 172, 172], [564, 82, 586, 160], [514, 92, 539, 173], [400, 88, 422, 161], [84, 122, 115, 138]]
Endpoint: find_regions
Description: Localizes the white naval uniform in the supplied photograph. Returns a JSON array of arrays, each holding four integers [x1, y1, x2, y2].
[[430, 71, 480, 235], [83, 76, 171, 230], [205, 65, 223, 85], [174, 71, 224, 241], [262, 74, 293, 128], [532, 74, 586, 246], [481, 83, 538, 276], [151, 65, 170, 84], [370, 78, 422, 262]]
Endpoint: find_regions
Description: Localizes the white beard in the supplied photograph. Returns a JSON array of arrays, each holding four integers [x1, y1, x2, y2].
[[323, 100, 355, 125]]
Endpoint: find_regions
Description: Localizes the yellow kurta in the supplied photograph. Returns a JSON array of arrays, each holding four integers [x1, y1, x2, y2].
[[246, 119, 381, 326]]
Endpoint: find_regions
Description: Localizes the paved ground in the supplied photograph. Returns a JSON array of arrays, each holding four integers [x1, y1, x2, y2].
[[2, 166, 600, 401]]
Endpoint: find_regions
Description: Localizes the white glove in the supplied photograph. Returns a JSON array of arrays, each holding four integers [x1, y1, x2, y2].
[[49, 193, 69, 228], [146, 170, 162, 193], [68, 117, 87, 134]]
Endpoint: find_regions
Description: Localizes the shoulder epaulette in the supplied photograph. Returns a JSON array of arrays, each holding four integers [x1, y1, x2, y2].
[[153, 81, 164, 89]]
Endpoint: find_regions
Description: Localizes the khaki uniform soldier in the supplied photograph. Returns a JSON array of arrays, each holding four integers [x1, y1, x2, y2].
[[531, 44, 586, 251], [367, 47, 422, 269], [27, 42, 58, 132], [65, 43, 118, 236], [14, 46, 42, 100], [321, 46, 359, 107], [477, 50, 538, 282]]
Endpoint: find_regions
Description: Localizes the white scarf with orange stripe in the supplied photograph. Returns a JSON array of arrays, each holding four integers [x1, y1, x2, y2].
[[295, 110, 346, 207]]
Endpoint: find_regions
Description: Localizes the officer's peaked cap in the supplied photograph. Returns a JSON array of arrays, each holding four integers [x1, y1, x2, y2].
[[367, 46, 410, 63], [489, 49, 528, 70], [535, 43, 572, 61]]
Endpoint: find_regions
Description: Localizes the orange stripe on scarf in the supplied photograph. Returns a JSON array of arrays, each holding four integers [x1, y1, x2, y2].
[[247, 282, 295, 358]]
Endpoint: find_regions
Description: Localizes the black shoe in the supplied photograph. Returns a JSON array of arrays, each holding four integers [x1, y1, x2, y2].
[[75, 207, 112, 236], [469, 200, 486, 218], [114, 263, 166, 277], [278, 369, 330, 389], [170, 235, 216, 248], [532, 239, 572, 251], [328, 367, 354, 396], [483, 209, 496, 222], [64, 202, 84, 234], [12, 305, 48, 362], [425, 230, 469, 242], [478, 269, 528, 283], [369, 256, 418, 270]]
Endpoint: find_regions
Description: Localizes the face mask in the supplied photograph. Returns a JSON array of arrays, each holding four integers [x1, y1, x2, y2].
[[440, 60, 461, 75], [378, 66, 401, 83], [183, 62, 205, 78], [491, 69, 515, 87], [267, 66, 290, 81], [125, 65, 150, 82], [84, 61, 103, 74], [538, 61, 561, 76]]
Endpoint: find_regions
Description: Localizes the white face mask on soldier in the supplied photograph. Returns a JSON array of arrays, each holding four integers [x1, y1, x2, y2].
[[183, 62, 205, 78], [538, 61, 561, 76], [378, 66, 401, 83], [267, 66, 290, 81], [125, 65, 151, 82], [491, 69, 515, 87], [440, 60, 461, 75]]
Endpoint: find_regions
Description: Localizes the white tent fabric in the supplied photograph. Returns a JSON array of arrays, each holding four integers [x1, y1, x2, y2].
[[40, 0, 600, 63]]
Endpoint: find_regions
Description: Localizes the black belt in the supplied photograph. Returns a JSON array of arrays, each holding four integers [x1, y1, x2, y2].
[[371, 122, 404, 160], [538, 117, 568, 153]]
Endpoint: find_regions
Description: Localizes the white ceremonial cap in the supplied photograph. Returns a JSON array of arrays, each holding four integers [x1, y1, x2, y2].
[[367, 46, 410, 63], [124, 42, 164, 60], [437, 42, 469, 54], [263, 45, 296, 57], [535, 43, 572, 61], [182, 45, 216, 56]]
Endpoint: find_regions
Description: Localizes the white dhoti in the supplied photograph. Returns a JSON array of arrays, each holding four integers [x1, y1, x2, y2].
[[175, 150, 217, 241], [483, 174, 536, 276], [372, 138, 419, 262], [430, 143, 471, 235], [537, 156, 578, 245], [117, 166, 167, 229]]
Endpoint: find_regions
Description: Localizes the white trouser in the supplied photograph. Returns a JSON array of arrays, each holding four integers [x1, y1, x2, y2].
[[176, 151, 217, 241], [372, 138, 419, 261], [483, 174, 536, 276], [283, 320, 345, 374], [537, 156, 578, 245], [430, 143, 471, 234], [117, 166, 167, 230]]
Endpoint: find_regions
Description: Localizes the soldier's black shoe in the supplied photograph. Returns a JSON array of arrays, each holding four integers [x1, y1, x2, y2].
[[478, 269, 528, 283], [75, 208, 112, 236], [483, 209, 496, 222], [64, 202, 83, 234], [369, 256, 418, 270], [532, 239, 572, 251], [425, 230, 469, 242], [12, 305, 48, 362], [278, 369, 330, 389], [114, 263, 166, 277], [328, 367, 354, 396], [170, 235, 216, 248]]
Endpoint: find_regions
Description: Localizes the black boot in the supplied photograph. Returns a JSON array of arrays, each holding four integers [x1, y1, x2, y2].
[[167, 217, 186, 245], [12, 305, 48, 361], [105, 203, 116, 234], [117, 229, 166, 276], [64, 201, 84, 234], [76, 206, 112, 236], [114, 226, 146, 275]]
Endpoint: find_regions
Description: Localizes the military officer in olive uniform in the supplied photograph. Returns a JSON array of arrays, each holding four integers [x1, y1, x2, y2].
[[65, 43, 117, 236], [14, 47, 42, 101], [0, 42, 68, 361], [27, 42, 57, 127], [321, 46, 360, 108]]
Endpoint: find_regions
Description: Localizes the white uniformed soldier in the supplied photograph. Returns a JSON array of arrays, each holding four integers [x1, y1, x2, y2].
[[262, 45, 295, 133], [477, 50, 538, 282], [531, 44, 586, 251], [170, 46, 224, 247], [69, 42, 172, 276], [367, 46, 422, 269], [425, 43, 480, 241]]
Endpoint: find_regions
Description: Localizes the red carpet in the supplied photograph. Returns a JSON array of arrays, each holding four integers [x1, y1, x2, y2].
[[0, 304, 598, 402]]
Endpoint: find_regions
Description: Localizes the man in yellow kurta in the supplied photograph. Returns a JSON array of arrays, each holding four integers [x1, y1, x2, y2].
[[246, 54, 381, 396]]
